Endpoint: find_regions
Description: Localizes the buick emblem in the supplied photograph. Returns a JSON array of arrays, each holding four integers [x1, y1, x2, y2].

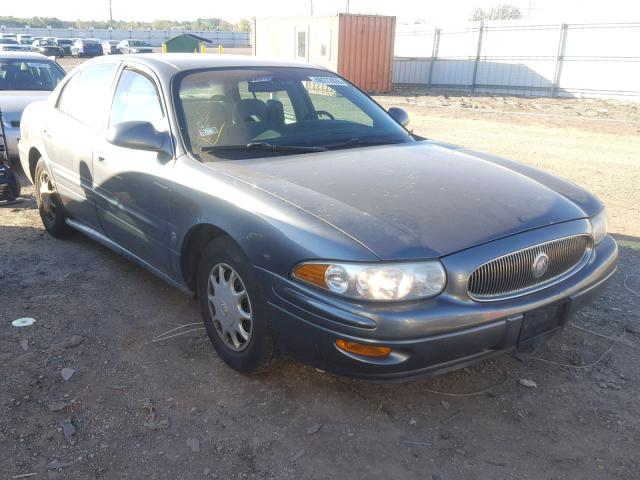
[[219, 301, 229, 316], [532, 252, 550, 279]]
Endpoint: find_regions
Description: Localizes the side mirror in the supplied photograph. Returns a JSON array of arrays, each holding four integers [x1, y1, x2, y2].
[[107, 121, 170, 155], [387, 107, 410, 127]]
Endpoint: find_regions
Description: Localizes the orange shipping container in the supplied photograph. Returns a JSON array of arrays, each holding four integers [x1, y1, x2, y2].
[[253, 14, 396, 93]]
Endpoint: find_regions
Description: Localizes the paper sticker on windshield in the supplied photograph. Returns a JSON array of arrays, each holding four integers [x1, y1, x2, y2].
[[249, 75, 273, 83], [27, 62, 50, 68], [199, 127, 218, 137], [308, 76, 347, 86]]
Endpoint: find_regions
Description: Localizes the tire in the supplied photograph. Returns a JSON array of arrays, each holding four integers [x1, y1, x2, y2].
[[34, 158, 70, 237], [197, 237, 277, 373], [9, 172, 21, 199]]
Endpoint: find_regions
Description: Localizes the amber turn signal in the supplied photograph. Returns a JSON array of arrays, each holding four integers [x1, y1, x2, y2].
[[335, 339, 392, 358], [292, 263, 329, 289]]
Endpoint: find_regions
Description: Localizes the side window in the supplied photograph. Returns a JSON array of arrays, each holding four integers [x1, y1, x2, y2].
[[57, 63, 119, 130], [109, 69, 164, 131], [57, 73, 82, 114], [296, 31, 307, 59]]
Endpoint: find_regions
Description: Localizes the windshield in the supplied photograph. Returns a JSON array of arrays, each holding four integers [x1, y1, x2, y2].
[[0, 39, 19, 45], [129, 40, 150, 47], [57, 39, 72, 45], [39, 40, 55, 46], [177, 67, 413, 159], [0, 59, 66, 91]]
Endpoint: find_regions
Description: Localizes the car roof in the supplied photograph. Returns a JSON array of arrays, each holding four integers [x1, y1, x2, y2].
[[0, 52, 53, 60], [83, 53, 326, 74]]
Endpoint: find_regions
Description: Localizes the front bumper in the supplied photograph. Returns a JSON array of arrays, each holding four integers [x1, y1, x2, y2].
[[260, 223, 618, 381]]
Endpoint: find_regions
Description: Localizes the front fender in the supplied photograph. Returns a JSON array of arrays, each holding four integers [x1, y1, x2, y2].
[[169, 155, 379, 282]]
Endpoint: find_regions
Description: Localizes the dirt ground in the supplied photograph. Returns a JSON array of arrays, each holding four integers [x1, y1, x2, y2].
[[1, 90, 640, 480]]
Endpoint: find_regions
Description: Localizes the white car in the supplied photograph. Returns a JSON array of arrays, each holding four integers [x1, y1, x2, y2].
[[0, 38, 31, 53], [0, 52, 66, 161]]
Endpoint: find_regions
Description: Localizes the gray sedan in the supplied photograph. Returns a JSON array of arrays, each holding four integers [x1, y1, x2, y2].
[[18, 54, 617, 380]]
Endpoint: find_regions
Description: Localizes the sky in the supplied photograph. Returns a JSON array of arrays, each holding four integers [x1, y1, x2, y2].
[[3, 0, 640, 24]]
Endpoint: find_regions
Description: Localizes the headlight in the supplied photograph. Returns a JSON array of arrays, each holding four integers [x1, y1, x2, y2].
[[292, 261, 447, 301], [590, 207, 608, 245]]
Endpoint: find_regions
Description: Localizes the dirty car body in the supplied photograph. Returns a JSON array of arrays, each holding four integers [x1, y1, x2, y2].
[[18, 54, 617, 380]]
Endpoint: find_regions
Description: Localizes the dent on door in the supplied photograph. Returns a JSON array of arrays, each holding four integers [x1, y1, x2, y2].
[[92, 144, 174, 275]]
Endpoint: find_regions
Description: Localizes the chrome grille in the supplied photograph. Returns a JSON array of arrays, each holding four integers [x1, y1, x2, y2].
[[468, 234, 593, 301]]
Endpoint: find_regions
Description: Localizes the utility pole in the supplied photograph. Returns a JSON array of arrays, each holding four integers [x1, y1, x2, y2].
[[310, 0, 313, 15], [346, 0, 350, 13], [109, 0, 113, 28]]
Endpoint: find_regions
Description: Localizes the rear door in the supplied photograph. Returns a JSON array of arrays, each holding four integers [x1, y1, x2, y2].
[[92, 66, 174, 275], [42, 62, 119, 232]]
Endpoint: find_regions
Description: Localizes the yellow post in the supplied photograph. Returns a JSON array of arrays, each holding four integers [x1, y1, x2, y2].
[[201, 44, 206, 54], [218, 44, 224, 54], [161, 43, 167, 53]]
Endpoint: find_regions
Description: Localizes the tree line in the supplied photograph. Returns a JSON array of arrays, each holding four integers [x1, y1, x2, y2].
[[0, 16, 251, 32]]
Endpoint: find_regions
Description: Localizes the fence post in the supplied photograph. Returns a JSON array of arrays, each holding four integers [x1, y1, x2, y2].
[[471, 20, 484, 93], [427, 27, 440, 90], [551, 23, 568, 97]]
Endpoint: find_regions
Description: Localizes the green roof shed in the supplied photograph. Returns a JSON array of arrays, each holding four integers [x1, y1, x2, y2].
[[163, 33, 212, 53]]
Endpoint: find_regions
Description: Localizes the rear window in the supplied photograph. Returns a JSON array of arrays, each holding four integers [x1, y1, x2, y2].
[[0, 59, 65, 91], [57, 63, 118, 129]]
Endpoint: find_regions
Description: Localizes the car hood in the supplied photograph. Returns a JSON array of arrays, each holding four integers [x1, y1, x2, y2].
[[0, 91, 50, 122], [208, 141, 598, 260]]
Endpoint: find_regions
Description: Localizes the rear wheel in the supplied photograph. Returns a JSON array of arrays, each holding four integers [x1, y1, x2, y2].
[[197, 237, 277, 373], [34, 159, 70, 237]]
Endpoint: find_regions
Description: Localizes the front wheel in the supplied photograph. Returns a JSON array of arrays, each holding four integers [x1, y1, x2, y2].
[[34, 159, 70, 237], [197, 237, 277, 373]]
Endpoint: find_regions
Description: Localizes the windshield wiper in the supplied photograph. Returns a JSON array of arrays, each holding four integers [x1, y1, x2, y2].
[[201, 142, 327, 154], [323, 137, 407, 150]]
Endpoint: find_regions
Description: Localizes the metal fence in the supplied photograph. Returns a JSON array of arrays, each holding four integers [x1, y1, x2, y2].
[[393, 21, 640, 99], [0, 26, 250, 47]]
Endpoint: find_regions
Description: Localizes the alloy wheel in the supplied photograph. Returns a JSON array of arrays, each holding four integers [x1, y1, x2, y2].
[[38, 170, 57, 223]]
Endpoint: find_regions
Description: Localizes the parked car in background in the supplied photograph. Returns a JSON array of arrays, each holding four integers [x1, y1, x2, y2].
[[0, 38, 31, 53], [17, 54, 617, 380], [31, 39, 64, 58], [0, 52, 65, 162], [54, 38, 73, 55], [16, 34, 33, 44], [0, 33, 18, 40], [117, 39, 153, 54], [102, 40, 120, 55], [71, 38, 102, 57]]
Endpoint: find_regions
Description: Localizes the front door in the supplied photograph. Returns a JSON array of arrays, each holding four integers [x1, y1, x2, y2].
[[92, 67, 174, 276]]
